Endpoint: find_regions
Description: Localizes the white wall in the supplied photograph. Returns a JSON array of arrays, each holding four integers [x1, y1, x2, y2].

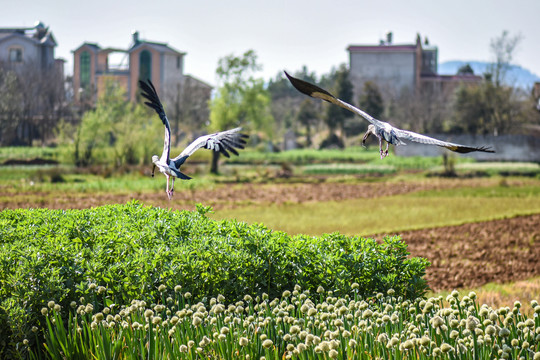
[[394, 134, 540, 162]]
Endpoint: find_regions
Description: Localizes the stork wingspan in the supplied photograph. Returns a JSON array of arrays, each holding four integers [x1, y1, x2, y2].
[[174, 128, 248, 163], [393, 129, 495, 153], [284, 71, 382, 127], [285, 70, 494, 155], [139, 79, 171, 163]]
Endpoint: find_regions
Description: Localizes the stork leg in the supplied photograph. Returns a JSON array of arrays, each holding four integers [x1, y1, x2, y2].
[[165, 174, 172, 200], [383, 142, 389, 158], [170, 177, 175, 198], [378, 137, 384, 159]]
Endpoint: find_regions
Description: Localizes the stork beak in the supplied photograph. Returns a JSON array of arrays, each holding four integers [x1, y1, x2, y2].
[[362, 131, 371, 148], [151, 164, 156, 177]]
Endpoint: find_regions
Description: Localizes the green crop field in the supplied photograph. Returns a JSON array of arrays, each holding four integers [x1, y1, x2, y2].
[[212, 183, 540, 236]]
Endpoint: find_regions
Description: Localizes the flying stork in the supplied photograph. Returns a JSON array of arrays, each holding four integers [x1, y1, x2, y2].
[[284, 71, 494, 159], [140, 79, 248, 199]]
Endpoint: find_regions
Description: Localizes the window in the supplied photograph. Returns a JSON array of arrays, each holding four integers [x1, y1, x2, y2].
[[9, 48, 23, 63], [80, 51, 91, 88], [139, 50, 152, 82], [177, 56, 181, 69]]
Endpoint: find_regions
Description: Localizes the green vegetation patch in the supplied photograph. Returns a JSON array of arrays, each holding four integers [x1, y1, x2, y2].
[[0, 202, 428, 352], [33, 288, 540, 359], [0, 146, 62, 163], [302, 163, 397, 176], [215, 184, 540, 236]]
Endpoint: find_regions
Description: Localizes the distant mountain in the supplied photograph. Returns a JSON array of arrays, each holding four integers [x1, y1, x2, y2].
[[439, 60, 540, 89]]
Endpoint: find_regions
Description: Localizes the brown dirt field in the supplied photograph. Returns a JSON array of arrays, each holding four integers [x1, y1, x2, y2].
[[369, 214, 540, 291], [1, 178, 539, 292], [0, 177, 526, 211]]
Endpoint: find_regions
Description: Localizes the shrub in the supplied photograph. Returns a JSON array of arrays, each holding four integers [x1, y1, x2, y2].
[[0, 201, 429, 354]]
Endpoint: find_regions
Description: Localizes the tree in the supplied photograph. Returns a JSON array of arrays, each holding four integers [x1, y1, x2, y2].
[[322, 65, 354, 147], [452, 80, 523, 135], [296, 98, 319, 146], [71, 80, 162, 167], [0, 68, 22, 145], [164, 76, 212, 146], [342, 81, 385, 137], [457, 64, 474, 76], [0, 61, 67, 145], [489, 30, 522, 86], [452, 31, 526, 135], [209, 50, 274, 173], [359, 81, 384, 120], [267, 67, 320, 140]]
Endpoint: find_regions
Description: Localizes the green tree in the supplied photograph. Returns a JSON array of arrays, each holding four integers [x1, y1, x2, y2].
[[267, 67, 320, 139], [322, 65, 353, 147], [72, 80, 161, 167], [296, 98, 319, 146], [452, 31, 525, 135], [359, 81, 384, 119], [209, 50, 274, 173], [452, 80, 523, 135], [457, 63, 475, 75]]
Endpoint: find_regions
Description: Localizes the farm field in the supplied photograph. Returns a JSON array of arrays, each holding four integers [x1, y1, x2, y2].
[[1, 153, 540, 359], [1, 167, 539, 293]]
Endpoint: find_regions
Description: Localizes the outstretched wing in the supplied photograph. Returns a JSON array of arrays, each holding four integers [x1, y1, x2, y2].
[[284, 71, 383, 127], [139, 79, 171, 163], [393, 129, 495, 153], [173, 127, 248, 163]]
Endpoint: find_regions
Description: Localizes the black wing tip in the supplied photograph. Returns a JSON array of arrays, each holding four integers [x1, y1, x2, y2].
[[139, 79, 165, 114], [284, 70, 335, 100], [478, 146, 495, 153], [453, 145, 496, 154], [139, 79, 155, 94]]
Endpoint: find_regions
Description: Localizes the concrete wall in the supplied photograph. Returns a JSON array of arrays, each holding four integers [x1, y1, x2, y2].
[[349, 51, 416, 94], [394, 134, 540, 162], [162, 52, 184, 106], [0, 36, 39, 64]]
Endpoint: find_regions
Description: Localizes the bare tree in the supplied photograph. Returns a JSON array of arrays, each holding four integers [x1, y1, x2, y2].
[[162, 76, 212, 146], [0, 60, 66, 145], [489, 30, 522, 87], [388, 84, 452, 135], [0, 67, 23, 145]]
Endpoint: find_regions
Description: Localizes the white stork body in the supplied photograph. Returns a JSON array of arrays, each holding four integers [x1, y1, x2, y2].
[[140, 80, 248, 199], [285, 71, 494, 158]]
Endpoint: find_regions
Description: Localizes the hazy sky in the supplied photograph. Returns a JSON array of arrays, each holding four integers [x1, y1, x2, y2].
[[3, 0, 539, 86]]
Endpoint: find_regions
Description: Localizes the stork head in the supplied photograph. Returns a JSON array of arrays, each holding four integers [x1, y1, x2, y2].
[[362, 125, 376, 147], [151, 155, 159, 177]]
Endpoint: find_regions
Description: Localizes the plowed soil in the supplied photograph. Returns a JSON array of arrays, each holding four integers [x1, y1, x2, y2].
[[1, 178, 539, 291], [368, 214, 540, 291], [0, 177, 523, 210]]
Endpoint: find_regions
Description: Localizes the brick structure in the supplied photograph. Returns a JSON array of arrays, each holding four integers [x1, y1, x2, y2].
[[73, 31, 211, 109]]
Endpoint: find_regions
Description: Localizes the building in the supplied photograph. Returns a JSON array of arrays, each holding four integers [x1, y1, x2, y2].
[[347, 32, 481, 99], [0, 21, 66, 145], [0, 21, 64, 76], [72, 31, 211, 112]]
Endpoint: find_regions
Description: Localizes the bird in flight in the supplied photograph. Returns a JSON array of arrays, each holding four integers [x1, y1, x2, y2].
[[140, 79, 248, 199], [284, 71, 494, 159]]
